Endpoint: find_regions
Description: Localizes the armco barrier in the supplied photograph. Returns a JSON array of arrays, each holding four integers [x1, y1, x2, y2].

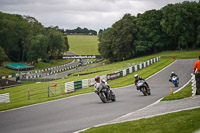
[[64, 57, 160, 92], [65, 82, 74, 93], [82, 79, 89, 88], [0, 93, 10, 103], [195, 73, 200, 95], [74, 80, 82, 90]]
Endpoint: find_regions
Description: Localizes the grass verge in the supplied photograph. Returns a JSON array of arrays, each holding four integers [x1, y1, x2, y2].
[[80, 108, 200, 133], [161, 82, 192, 101], [67, 35, 99, 55]]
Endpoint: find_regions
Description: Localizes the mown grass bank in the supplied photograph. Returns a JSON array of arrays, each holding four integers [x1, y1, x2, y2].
[[81, 108, 200, 133], [67, 35, 99, 55], [162, 82, 192, 101]]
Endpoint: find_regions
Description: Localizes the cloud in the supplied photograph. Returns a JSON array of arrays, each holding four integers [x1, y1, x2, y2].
[[0, 0, 198, 31]]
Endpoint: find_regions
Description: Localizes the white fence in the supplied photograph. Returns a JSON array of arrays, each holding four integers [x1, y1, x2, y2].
[[0, 93, 10, 103], [64, 57, 160, 93]]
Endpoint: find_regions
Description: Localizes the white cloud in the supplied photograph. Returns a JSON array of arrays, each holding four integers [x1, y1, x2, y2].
[[0, 0, 198, 31]]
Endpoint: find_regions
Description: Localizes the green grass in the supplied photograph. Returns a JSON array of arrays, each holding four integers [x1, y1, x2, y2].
[[161, 82, 192, 101], [67, 35, 99, 55], [0, 50, 199, 111], [81, 108, 200, 133]]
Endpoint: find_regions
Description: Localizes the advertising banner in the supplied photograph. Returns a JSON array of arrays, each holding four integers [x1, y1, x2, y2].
[[107, 72, 119, 80]]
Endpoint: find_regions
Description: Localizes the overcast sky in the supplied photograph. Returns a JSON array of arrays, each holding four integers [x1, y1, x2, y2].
[[0, 0, 198, 31]]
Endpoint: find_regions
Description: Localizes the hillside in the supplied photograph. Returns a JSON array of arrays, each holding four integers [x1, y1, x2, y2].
[[67, 35, 99, 55]]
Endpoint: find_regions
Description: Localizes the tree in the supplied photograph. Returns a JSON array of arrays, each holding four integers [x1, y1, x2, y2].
[[47, 28, 66, 56], [64, 36, 69, 51], [196, 1, 200, 47], [0, 46, 8, 66], [65, 27, 97, 35], [135, 10, 170, 54], [161, 1, 199, 49], [98, 14, 137, 62], [98, 28, 114, 62], [27, 34, 48, 64]]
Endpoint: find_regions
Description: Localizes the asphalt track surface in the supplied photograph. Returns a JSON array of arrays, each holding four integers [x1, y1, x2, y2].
[[0, 59, 196, 133]]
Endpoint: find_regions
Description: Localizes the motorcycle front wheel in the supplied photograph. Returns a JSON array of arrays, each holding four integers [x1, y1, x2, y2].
[[141, 87, 148, 96], [99, 92, 108, 103]]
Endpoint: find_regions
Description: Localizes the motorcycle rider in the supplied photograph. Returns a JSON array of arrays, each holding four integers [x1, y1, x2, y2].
[[94, 76, 110, 95], [169, 72, 178, 82], [134, 74, 150, 90]]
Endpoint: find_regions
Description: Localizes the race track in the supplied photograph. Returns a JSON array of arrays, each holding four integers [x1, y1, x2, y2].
[[0, 59, 196, 133]]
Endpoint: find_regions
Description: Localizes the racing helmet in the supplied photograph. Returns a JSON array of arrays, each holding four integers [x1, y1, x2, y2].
[[95, 76, 100, 82], [134, 74, 138, 79]]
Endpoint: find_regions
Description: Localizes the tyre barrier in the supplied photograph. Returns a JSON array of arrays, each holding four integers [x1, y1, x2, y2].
[[195, 73, 200, 95]]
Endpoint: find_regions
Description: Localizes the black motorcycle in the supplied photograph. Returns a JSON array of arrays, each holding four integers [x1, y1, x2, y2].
[[95, 84, 116, 103], [136, 80, 151, 96]]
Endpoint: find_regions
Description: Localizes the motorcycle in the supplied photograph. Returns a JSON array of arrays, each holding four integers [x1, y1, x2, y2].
[[136, 80, 151, 96], [95, 83, 116, 103], [171, 76, 179, 87]]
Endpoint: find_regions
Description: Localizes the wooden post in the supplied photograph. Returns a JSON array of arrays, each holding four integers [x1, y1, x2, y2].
[[48, 85, 49, 98], [28, 88, 30, 100]]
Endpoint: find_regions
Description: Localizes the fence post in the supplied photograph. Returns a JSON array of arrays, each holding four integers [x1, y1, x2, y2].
[[48, 85, 50, 97], [28, 88, 30, 100]]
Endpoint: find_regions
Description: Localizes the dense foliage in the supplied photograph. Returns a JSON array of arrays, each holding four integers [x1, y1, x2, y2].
[[65, 27, 97, 35], [98, 1, 200, 62], [0, 12, 69, 65]]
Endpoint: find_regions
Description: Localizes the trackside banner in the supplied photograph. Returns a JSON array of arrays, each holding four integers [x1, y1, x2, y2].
[[49, 55, 103, 60]]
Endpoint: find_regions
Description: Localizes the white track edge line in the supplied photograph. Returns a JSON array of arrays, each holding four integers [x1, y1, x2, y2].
[[0, 92, 93, 113], [114, 60, 177, 90], [74, 60, 196, 133], [74, 105, 200, 133]]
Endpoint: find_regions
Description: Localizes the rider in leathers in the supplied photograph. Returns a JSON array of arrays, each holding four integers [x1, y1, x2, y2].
[[134, 74, 150, 91], [94, 76, 110, 97], [169, 72, 179, 82]]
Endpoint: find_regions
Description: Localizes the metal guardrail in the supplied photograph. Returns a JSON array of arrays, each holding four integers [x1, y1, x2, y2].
[[64, 57, 160, 93]]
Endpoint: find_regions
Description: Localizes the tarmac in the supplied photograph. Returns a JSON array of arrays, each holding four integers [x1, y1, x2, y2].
[[78, 95, 200, 133], [108, 95, 200, 124]]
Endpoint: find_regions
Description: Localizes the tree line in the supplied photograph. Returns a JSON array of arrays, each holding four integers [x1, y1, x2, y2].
[[0, 12, 69, 65], [65, 27, 97, 35], [98, 1, 200, 62]]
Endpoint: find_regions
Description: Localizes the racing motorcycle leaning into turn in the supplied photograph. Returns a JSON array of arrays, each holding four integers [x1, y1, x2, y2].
[[136, 80, 151, 96], [94, 77, 116, 103]]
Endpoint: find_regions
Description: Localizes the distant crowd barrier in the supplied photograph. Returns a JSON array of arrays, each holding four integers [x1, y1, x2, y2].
[[1, 59, 98, 80], [64, 57, 160, 93]]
